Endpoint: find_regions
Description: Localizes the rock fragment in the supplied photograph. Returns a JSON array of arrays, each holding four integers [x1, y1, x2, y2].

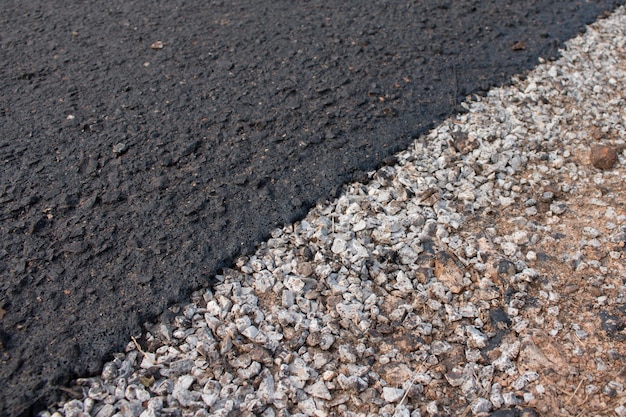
[[433, 251, 466, 293], [381, 387, 405, 403], [305, 380, 332, 400], [590, 145, 618, 169]]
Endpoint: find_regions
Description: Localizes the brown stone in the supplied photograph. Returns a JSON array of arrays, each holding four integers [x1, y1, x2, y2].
[[306, 332, 321, 347], [433, 251, 466, 293], [380, 295, 404, 317], [451, 131, 479, 155], [590, 145, 618, 170], [248, 345, 272, 365], [376, 362, 413, 385], [296, 262, 314, 277]]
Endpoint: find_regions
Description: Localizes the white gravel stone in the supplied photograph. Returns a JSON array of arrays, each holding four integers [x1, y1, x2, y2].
[[305, 380, 332, 400], [466, 325, 488, 349], [93, 404, 115, 417], [471, 398, 492, 415], [502, 392, 521, 407], [615, 405, 626, 417], [381, 387, 405, 403], [172, 375, 196, 407], [331, 237, 347, 254]]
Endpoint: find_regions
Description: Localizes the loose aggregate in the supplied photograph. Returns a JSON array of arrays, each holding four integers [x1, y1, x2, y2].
[[43, 6, 626, 417]]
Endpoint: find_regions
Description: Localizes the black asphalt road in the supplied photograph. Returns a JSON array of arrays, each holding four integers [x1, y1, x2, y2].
[[1, 1, 623, 415]]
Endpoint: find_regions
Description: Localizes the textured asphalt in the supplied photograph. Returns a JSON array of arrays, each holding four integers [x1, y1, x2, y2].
[[1, 1, 624, 415]]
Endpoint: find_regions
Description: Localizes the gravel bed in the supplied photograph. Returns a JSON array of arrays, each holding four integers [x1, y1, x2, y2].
[[44, 7, 626, 417]]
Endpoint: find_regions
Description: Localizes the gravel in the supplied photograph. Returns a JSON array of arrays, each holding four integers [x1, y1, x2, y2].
[[44, 6, 626, 417]]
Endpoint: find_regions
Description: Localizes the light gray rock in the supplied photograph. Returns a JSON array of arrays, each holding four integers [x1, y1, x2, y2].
[[490, 383, 503, 408], [305, 380, 332, 400], [471, 398, 492, 415], [62, 400, 84, 417], [331, 237, 347, 254], [512, 371, 540, 390], [381, 387, 405, 403], [172, 375, 196, 407], [93, 404, 116, 417], [466, 326, 488, 349]]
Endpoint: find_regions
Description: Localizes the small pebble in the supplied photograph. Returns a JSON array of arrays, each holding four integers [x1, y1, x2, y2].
[[112, 143, 128, 155]]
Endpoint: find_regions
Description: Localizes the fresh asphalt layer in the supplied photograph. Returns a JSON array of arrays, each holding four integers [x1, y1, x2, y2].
[[1, 1, 624, 415]]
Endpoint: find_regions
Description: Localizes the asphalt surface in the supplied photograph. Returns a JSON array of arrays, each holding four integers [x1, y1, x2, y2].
[[1, 1, 624, 415]]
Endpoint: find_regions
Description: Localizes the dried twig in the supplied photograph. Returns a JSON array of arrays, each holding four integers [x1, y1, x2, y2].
[[131, 335, 155, 365], [566, 378, 585, 404]]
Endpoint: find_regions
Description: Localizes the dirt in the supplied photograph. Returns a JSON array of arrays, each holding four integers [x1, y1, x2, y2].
[[1, 1, 624, 415], [492, 159, 626, 416], [458, 132, 626, 415]]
